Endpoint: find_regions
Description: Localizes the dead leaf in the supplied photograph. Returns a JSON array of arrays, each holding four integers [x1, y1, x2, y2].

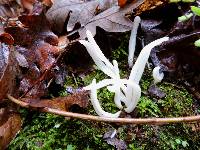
[[46, 0, 144, 38], [103, 129, 127, 150], [20, 0, 36, 13], [4, 13, 63, 98], [135, 0, 167, 15], [118, 0, 127, 8], [148, 84, 166, 99], [46, 0, 99, 34], [22, 91, 89, 111], [42, 0, 54, 7], [0, 44, 17, 101], [0, 112, 21, 150], [0, 2, 21, 18]]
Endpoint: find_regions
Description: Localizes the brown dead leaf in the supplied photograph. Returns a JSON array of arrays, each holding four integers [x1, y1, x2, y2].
[[0, 44, 16, 101], [46, 0, 99, 34], [46, 0, 144, 38], [20, 0, 36, 13], [22, 91, 89, 111], [0, 1, 21, 18], [0, 112, 21, 150], [135, 0, 167, 15], [118, 0, 127, 8], [0, 28, 21, 149], [4, 13, 62, 98], [103, 129, 127, 150], [42, 0, 54, 7]]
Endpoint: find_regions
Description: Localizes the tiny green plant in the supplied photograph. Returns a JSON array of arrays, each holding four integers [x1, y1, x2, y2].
[[191, 6, 200, 47], [176, 2, 200, 47]]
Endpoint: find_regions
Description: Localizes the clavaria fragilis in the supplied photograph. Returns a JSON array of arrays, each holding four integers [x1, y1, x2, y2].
[[80, 27, 169, 118], [153, 66, 164, 84], [128, 16, 141, 68]]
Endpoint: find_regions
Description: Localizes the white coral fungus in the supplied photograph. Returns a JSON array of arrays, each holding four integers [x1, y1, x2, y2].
[[80, 26, 169, 118], [153, 66, 164, 84], [128, 16, 141, 68]]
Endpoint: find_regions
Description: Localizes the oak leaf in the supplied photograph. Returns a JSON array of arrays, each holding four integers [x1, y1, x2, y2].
[[46, 0, 144, 38]]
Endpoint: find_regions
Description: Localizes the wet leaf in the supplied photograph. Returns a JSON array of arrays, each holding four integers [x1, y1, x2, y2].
[[148, 84, 166, 99], [5, 13, 63, 98], [103, 129, 127, 150], [22, 91, 89, 112], [46, 0, 144, 38], [46, 0, 99, 34], [0, 110, 21, 150], [0, 44, 16, 101], [0, 1, 21, 18]]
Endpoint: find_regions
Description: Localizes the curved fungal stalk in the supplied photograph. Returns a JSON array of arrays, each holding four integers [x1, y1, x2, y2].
[[112, 60, 123, 108], [80, 31, 117, 78], [89, 79, 121, 118], [128, 16, 141, 68], [79, 40, 116, 78], [153, 66, 164, 84], [129, 37, 169, 84], [125, 37, 169, 112]]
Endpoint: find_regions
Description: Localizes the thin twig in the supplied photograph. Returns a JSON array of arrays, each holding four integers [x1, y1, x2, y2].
[[7, 94, 200, 125]]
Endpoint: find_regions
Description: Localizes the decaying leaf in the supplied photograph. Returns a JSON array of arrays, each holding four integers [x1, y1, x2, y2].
[[46, 0, 144, 38], [118, 0, 127, 7], [5, 12, 63, 98], [0, 111, 21, 150], [103, 129, 127, 150], [0, 23, 22, 149], [148, 84, 166, 99], [46, 0, 100, 34], [135, 0, 167, 15], [0, 1, 21, 18], [22, 91, 89, 112], [0, 44, 16, 101]]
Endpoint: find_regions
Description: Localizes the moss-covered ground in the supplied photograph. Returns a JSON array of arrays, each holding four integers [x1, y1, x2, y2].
[[8, 35, 200, 150]]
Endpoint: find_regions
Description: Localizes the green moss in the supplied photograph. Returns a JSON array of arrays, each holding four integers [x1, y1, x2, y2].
[[8, 34, 200, 150]]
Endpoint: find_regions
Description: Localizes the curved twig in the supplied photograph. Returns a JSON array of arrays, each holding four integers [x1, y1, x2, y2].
[[7, 94, 200, 125]]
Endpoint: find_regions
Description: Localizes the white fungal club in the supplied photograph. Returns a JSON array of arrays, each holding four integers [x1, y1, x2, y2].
[[80, 17, 169, 118], [128, 16, 141, 68]]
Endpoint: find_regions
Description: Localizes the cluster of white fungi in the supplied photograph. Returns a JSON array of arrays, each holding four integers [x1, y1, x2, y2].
[[79, 16, 169, 118]]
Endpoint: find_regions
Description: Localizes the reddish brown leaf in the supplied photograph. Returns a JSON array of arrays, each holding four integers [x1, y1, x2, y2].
[[5, 13, 62, 98], [0, 44, 16, 101], [118, 0, 127, 8], [0, 112, 21, 150], [0, 1, 21, 18], [22, 91, 89, 111], [0, 33, 14, 45], [42, 0, 54, 7], [20, 0, 36, 13]]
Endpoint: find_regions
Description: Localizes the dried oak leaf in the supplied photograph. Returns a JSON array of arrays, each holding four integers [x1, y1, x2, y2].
[[0, 40, 21, 150], [46, 0, 100, 34], [5, 13, 61, 98], [0, 111, 21, 150], [0, 44, 16, 101], [0, 1, 22, 18], [46, 0, 144, 38], [22, 91, 89, 112]]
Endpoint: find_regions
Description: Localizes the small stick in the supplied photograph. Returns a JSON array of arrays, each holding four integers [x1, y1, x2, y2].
[[7, 94, 200, 125]]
